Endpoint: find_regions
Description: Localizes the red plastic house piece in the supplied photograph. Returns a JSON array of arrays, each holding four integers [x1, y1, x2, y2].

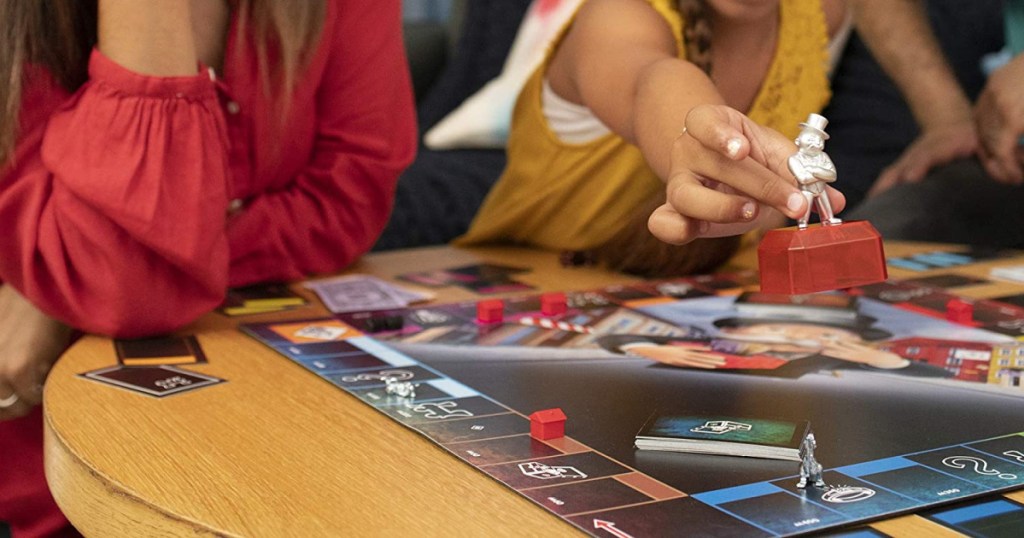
[[758, 221, 887, 295], [540, 292, 568, 317], [476, 299, 504, 324], [946, 298, 974, 324], [530, 408, 567, 440]]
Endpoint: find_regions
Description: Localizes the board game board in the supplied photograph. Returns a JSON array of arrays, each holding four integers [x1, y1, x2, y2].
[[243, 270, 1024, 537]]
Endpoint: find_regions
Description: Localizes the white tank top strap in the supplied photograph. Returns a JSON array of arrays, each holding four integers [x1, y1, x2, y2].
[[542, 10, 854, 144], [541, 78, 612, 144]]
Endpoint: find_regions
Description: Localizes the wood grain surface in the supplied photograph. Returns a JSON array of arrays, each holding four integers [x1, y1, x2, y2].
[[43, 243, 1024, 536]]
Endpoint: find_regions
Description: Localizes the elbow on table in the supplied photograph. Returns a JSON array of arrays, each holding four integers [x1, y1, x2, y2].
[[72, 271, 228, 339]]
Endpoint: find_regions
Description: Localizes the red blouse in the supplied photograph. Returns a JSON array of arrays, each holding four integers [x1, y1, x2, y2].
[[0, 0, 417, 338]]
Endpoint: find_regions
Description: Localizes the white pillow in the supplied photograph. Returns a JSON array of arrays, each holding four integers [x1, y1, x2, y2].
[[423, 0, 583, 150]]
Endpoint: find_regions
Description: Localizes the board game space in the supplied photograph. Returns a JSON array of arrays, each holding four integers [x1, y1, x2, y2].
[[243, 270, 1024, 537]]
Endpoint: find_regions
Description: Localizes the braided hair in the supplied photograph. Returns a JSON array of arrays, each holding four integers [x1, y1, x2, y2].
[[678, 0, 712, 74]]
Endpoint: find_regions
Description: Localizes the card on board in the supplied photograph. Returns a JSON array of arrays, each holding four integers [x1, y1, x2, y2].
[[304, 275, 430, 313], [398, 263, 534, 294], [635, 412, 810, 461]]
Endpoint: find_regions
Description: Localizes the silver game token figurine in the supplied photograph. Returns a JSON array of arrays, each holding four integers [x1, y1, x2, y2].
[[384, 376, 418, 399], [794, 430, 827, 487], [789, 113, 841, 230], [797, 432, 826, 489]]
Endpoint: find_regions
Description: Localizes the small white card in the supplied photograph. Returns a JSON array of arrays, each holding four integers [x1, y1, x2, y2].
[[990, 265, 1024, 284]]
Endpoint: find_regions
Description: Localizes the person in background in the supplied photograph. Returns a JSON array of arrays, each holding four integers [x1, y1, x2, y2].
[[840, 0, 1024, 247], [0, 1, 416, 536], [456, 0, 852, 277], [456, 0, 1018, 276]]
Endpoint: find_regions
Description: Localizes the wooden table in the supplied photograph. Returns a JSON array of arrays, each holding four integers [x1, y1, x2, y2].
[[42, 243, 1024, 536]]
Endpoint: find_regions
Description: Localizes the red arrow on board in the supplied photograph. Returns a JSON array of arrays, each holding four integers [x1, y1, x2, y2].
[[594, 519, 634, 538]]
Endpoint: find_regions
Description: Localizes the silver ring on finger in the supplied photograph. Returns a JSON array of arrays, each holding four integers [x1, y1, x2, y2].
[[0, 391, 19, 409]]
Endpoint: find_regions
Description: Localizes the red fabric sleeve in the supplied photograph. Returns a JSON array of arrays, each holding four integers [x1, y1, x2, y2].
[[0, 51, 231, 338], [225, 0, 417, 285]]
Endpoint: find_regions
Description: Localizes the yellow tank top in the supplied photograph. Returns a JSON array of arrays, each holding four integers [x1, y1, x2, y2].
[[456, 0, 831, 251]]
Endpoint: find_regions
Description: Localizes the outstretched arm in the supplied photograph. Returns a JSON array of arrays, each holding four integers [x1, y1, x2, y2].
[[851, 0, 978, 196], [547, 0, 844, 245]]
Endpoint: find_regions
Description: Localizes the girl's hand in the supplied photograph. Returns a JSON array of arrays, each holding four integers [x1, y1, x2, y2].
[[0, 286, 73, 420], [868, 119, 978, 198], [976, 54, 1024, 185], [649, 104, 846, 245]]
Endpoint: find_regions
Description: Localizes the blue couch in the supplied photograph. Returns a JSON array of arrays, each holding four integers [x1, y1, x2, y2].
[[377, 0, 532, 250]]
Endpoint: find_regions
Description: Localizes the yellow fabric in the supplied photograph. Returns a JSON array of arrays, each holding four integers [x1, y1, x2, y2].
[[456, 0, 832, 251]]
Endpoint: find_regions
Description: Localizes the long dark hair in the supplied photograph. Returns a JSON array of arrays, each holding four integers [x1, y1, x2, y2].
[[0, 0, 325, 165]]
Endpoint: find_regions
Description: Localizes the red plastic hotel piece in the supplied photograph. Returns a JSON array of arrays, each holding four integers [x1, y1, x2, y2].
[[540, 292, 568, 317], [757, 221, 887, 295], [476, 299, 505, 324], [529, 408, 567, 440], [946, 298, 974, 324]]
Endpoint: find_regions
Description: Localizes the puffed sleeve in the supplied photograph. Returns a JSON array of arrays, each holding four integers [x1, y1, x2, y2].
[[225, 0, 417, 284], [0, 50, 231, 337]]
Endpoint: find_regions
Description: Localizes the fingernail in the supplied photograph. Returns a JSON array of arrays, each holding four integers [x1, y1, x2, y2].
[[741, 202, 756, 220], [787, 192, 804, 213], [726, 138, 742, 158], [698, 220, 710, 235]]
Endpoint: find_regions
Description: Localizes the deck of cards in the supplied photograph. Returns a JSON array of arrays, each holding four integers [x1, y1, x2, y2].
[[635, 412, 810, 461], [304, 275, 434, 314], [220, 283, 308, 316], [81, 335, 224, 398]]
